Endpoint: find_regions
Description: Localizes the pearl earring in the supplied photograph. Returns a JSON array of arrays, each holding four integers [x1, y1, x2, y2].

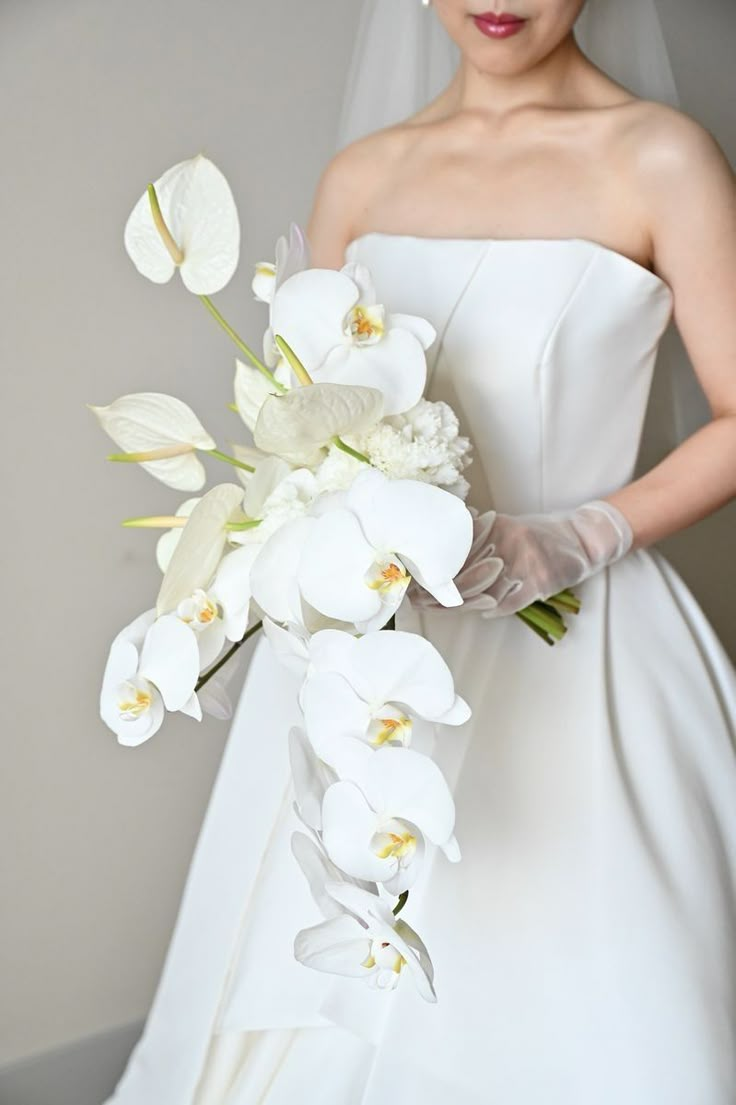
[[421, 0, 432, 7]]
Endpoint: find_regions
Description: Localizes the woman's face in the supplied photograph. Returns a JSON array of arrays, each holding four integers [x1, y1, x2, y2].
[[433, 1, 587, 76]]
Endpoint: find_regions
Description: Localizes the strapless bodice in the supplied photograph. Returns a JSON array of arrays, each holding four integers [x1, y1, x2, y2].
[[343, 233, 674, 513]]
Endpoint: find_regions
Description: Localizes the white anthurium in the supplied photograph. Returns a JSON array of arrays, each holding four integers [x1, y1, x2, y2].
[[156, 483, 246, 616], [293, 872, 436, 1001], [100, 608, 202, 745], [300, 628, 471, 761], [124, 154, 240, 295], [321, 739, 460, 896], [270, 262, 436, 416], [156, 497, 201, 572], [89, 392, 216, 492], [257, 469, 472, 633], [254, 383, 383, 467], [233, 358, 290, 433]]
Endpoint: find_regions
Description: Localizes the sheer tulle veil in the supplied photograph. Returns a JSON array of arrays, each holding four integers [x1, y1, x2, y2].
[[334, 0, 711, 453]]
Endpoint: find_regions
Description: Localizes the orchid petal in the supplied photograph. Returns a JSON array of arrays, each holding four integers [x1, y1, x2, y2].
[[210, 544, 261, 640], [270, 268, 359, 372], [348, 470, 472, 604], [138, 614, 200, 711], [288, 727, 338, 832], [294, 915, 372, 978], [249, 515, 316, 624], [317, 326, 427, 416], [298, 509, 379, 623]]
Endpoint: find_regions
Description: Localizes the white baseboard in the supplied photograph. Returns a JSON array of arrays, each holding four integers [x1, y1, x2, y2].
[[0, 1021, 143, 1105]]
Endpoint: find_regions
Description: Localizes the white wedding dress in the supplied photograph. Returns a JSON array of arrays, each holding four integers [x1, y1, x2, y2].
[[105, 234, 736, 1104]]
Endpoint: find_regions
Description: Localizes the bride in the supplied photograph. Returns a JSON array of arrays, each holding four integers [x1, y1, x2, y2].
[[106, 1, 736, 1102]]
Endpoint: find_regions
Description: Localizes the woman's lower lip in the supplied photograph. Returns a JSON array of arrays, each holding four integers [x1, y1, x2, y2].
[[472, 15, 527, 38]]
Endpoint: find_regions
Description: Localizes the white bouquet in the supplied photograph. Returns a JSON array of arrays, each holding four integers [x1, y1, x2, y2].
[[92, 155, 578, 1000]]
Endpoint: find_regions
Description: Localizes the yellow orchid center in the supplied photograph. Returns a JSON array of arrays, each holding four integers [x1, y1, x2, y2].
[[373, 828, 417, 861], [176, 588, 220, 630], [347, 303, 385, 346], [362, 939, 405, 979], [369, 711, 413, 747], [365, 556, 411, 596], [117, 680, 153, 720]]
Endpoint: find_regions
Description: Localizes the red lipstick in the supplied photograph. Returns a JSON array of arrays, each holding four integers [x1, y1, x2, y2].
[[473, 11, 527, 38]]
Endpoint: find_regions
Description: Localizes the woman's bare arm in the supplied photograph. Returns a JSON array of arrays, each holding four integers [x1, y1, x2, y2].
[[605, 110, 736, 547]]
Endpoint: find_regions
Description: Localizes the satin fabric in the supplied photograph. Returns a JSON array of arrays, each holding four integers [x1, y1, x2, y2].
[[106, 236, 736, 1104]]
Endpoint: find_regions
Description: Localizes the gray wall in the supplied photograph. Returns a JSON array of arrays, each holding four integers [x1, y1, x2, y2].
[[2, 0, 733, 1069]]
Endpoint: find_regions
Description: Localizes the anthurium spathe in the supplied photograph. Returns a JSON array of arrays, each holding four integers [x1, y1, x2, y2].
[[89, 392, 216, 491], [156, 483, 247, 617], [100, 608, 201, 745], [292, 859, 436, 1001], [253, 382, 383, 466], [300, 628, 471, 761], [124, 155, 240, 295], [321, 738, 460, 896], [270, 262, 435, 416]]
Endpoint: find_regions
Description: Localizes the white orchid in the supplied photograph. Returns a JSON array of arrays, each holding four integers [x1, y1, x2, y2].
[[270, 262, 436, 416], [253, 382, 384, 466], [251, 468, 473, 633], [291, 840, 436, 1001], [321, 739, 460, 896], [89, 392, 216, 491], [300, 628, 470, 762], [124, 154, 240, 295], [100, 609, 201, 745], [289, 726, 339, 833], [252, 221, 310, 305]]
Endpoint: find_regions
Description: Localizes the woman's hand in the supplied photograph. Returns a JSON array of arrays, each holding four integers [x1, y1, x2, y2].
[[408, 500, 633, 617]]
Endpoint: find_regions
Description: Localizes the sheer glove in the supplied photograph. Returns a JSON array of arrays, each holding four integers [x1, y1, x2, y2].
[[408, 500, 633, 617]]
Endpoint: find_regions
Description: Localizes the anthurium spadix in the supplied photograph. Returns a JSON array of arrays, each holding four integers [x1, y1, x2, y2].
[[100, 609, 201, 745], [253, 382, 384, 466], [89, 392, 216, 491], [292, 861, 436, 1001], [270, 262, 435, 416], [124, 155, 240, 295], [321, 739, 460, 896], [300, 628, 471, 762]]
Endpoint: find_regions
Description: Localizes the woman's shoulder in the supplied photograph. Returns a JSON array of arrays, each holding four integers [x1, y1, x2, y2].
[[614, 97, 728, 182]]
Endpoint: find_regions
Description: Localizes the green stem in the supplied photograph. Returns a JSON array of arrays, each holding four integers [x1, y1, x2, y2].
[[203, 447, 255, 473], [392, 890, 409, 917], [199, 295, 286, 392], [195, 619, 263, 692], [515, 601, 567, 644], [332, 436, 372, 464], [226, 519, 262, 532]]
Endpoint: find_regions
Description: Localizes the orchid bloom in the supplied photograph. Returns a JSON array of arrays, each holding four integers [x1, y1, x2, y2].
[[321, 738, 460, 896], [300, 628, 471, 762], [89, 392, 216, 491], [124, 154, 240, 295], [292, 835, 436, 1001], [270, 262, 436, 416], [251, 469, 473, 634], [251, 221, 310, 305], [100, 609, 201, 745]]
